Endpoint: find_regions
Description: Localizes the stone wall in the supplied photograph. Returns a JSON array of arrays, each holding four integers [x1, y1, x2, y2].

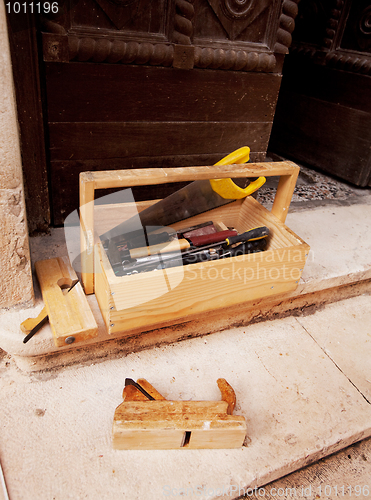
[[0, 1, 34, 308]]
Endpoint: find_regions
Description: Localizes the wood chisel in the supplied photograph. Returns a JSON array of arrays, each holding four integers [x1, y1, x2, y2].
[[116, 226, 269, 275], [180, 221, 216, 239], [106, 221, 217, 265], [177, 226, 269, 259], [108, 221, 235, 264], [120, 229, 238, 260], [186, 229, 237, 247]]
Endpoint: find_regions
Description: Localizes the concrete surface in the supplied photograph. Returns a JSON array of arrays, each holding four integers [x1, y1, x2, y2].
[[0, 293, 371, 499], [247, 436, 371, 499], [287, 202, 371, 283], [297, 296, 371, 404]]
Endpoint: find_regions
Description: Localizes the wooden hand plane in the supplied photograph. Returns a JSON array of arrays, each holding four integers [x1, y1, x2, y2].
[[112, 378, 247, 450]]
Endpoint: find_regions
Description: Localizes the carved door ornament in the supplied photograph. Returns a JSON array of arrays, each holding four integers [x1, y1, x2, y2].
[[207, 0, 271, 40], [290, 0, 371, 75], [40, 0, 297, 72], [93, 0, 142, 30]]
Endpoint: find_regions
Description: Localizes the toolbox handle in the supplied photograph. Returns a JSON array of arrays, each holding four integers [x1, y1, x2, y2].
[[80, 161, 299, 294]]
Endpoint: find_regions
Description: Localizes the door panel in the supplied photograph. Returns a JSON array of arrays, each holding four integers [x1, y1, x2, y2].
[[14, 0, 298, 225]]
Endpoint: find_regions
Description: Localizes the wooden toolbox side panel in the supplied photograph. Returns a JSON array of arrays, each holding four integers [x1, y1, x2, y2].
[[94, 247, 113, 331], [101, 244, 308, 335]]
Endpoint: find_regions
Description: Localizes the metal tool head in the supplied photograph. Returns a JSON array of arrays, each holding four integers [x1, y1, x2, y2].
[[125, 378, 155, 401]]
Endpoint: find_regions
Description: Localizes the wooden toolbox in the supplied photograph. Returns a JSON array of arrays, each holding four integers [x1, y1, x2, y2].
[[80, 162, 310, 336]]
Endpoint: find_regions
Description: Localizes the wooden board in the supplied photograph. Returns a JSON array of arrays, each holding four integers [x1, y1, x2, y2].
[[48, 122, 271, 161], [273, 61, 371, 115], [270, 91, 371, 186], [45, 63, 281, 123], [80, 162, 299, 189], [34, 257, 98, 347]]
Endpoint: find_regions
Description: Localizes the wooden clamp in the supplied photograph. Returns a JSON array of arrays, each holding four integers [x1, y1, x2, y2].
[[112, 378, 247, 450], [27, 257, 98, 347]]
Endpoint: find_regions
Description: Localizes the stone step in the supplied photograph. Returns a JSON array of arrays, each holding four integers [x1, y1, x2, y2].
[[0, 200, 370, 370]]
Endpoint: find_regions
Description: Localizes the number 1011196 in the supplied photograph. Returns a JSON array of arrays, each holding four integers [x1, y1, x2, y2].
[[6, 2, 59, 14]]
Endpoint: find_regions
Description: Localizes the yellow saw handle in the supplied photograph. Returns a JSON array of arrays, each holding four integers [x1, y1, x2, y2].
[[211, 146, 266, 200]]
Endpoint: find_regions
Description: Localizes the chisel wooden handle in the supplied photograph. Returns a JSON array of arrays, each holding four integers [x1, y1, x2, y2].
[[129, 238, 190, 259], [189, 230, 237, 247]]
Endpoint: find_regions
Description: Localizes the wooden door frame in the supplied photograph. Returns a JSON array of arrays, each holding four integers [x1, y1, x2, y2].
[[6, 9, 50, 234]]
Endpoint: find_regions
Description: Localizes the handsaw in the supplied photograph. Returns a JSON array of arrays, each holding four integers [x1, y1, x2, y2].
[[99, 147, 266, 247]]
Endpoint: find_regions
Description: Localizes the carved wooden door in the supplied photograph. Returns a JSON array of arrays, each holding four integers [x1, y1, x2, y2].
[[270, 0, 371, 187], [9, 0, 299, 226]]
